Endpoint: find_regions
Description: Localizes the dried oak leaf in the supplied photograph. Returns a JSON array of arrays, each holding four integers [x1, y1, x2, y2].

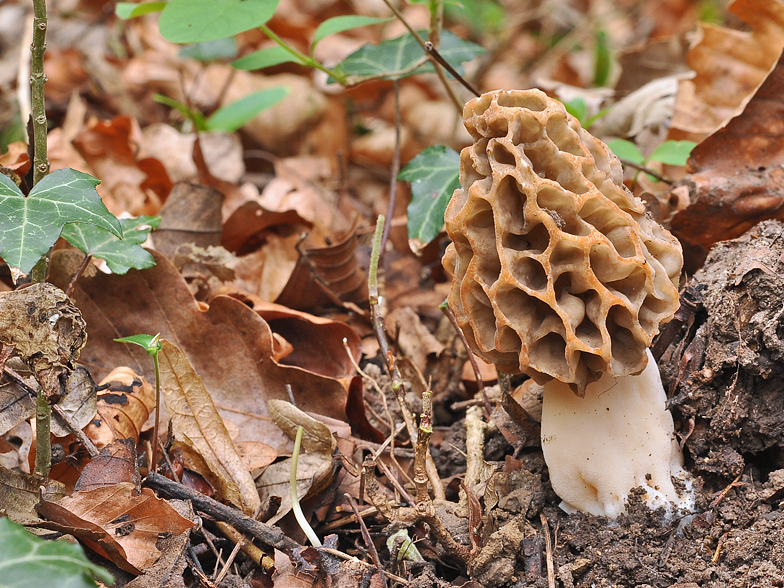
[[74, 438, 140, 493], [48, 249, 355, 450], [671, 49, 784, 268], [669, 0, 784, 142], [85, 367, 155, 450], [36, 482, 195, 574], [158, 339, 260, 516]]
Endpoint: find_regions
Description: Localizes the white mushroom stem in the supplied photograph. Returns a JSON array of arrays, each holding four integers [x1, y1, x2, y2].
[[540, 350, 693, 519]]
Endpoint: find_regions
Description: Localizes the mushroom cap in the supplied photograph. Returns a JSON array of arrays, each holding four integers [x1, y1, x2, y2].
[[442, 89, 683, 393]]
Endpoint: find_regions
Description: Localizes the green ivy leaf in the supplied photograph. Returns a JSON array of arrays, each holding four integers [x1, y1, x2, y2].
[[115, 333, 162, 356], [232, 46, 306, 71], [206, 87, 289, 131], [398, 145, 460, 246], [337, 30, 483, 80], [0, 518, 114, 588], [648, 140, 697, 166], [159, 0, 281, 43], [0, 169, 122, 275], [179, 38, 238, 61], [61, 215, 160, 274], [115, 1, 166, 19], [607, 139, 645, 165], [312, 16, 392, 51]]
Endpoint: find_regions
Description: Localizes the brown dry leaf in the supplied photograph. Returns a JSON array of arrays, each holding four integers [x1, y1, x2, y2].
[[153, 182, 224, 260], [36, 483, 195, 574], [0, 366, 36, 437], [670, 49, 784, 268], [49, 250, 362, 448], [71, 115, 172, 216], [231, 233, 302, 303], [274, 220, 368, 310], [386, 306, 444, 374], [235, 441, 277, 472], [74, 438, 140, 493], [85, 367, 155, 450], [138, 123, 245, 185], [158, 339, 261, 516], [268, 399, 336, 455], [0, 141, 30, 176], [222, 201, 312, 256], [124, 500, 195, 588], [0, 467, 64, 524], [669, 0, 784, 142], [50, 367, 97, 438]]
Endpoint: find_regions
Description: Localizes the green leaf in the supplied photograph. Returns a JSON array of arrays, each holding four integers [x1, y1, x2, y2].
[[0, 518, 114, 588], [206, 87, 289, 131], [179, 38, 238, 61], [115, 333, 162, 356], [152, 94, 209, 130], [0, 169, 122, 275], [563, 97, 588, 125], [159, 0, 281, 43], [232, 46, 307, 70], [648, 140, 697, 167], [312, 16, 392, 51], [444, 0, 505, 35], [337, 30, 483, 80], [61, 215, 160, 274], [398, 145, 460, 245], [115, 1, 166, 19], [607, 139, 645, 165], [592, 29, 611, 88]]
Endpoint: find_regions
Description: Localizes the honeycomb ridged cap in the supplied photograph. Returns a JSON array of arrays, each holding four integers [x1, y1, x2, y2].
[[443, 89, 683, 393]]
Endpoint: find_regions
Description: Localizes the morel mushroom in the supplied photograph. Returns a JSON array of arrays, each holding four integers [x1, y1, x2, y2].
[[443, 89, 693, 518]]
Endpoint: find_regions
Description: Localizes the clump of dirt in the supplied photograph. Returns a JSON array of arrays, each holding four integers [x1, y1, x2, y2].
[[659, 220, 784, 467]]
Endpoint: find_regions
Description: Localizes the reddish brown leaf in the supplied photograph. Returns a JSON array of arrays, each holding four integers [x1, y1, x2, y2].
[[36, 483, 195, 574], [75, 438, 140, 493], [671, 49, 784, 268]]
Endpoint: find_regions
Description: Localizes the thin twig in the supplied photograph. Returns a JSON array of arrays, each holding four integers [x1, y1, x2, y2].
[[368, 216, 444, 501], [144, 472, 302, 553], [379, 0, 462, 113], [380, 80, 401, 258], [320, 547, 409, 585], [345, 493, 389, 588], [618, 158, 673, 184], [540, 513, 556, 588], [440, 302, 492, 414], [374, 457, 416, 506], [65, 254, 92, 298], [425, 43, 480, 97]]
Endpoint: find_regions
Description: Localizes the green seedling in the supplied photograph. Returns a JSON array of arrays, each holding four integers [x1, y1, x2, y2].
[[113, 333, 163, 473], [562, 96, 610, 129], [608, 138, 697, 181]]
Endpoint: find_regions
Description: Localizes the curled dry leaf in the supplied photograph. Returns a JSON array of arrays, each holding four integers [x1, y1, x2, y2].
[[74, 438, 140, 493], [85, 367, 155, 450], [268, 399, 336, 455], [71, 115, 172, 216], [157, 339, 261, 516], [669, 0, 784, 142], [274, 219, 368, 310], [36, 482, 195, 574], [671, 49, 784, 268]]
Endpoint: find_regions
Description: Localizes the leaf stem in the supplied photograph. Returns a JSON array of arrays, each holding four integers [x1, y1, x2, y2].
[[258, 24, 347, 84], [151, 350, 161, 474], [290, 426, 321, 547]]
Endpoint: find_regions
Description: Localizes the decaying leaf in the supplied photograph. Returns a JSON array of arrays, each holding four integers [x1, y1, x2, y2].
[[74, 438, 140, 493], [669, 0, 784, 142], [84, 367, 155, 449], [268, 400, 336, 455], [0, 283, 87, 403], [0, 467, 65, 524], [158, 339, 261, 516], [50, 367, 98, 438], [36, 482, 195, 574], [671, 49, 784, 268], [153, 182, 224, 260]]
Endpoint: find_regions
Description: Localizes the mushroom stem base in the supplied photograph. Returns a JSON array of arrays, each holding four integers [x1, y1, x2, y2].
[[541, 350, 694, 519]]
